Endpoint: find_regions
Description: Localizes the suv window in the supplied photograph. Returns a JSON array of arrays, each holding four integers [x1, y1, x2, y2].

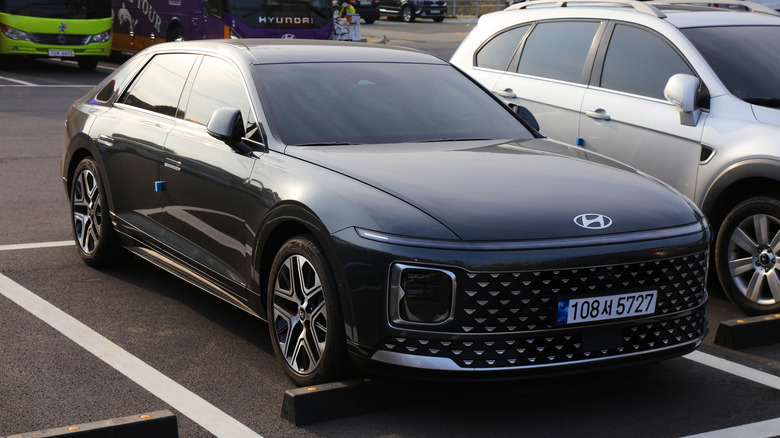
[[600, 24, 693, 99], [475, 25, 530, 71], [516, 21, 600, 83], [122, 54, 198, 117]]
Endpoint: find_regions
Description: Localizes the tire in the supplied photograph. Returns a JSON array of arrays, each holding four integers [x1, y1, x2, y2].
[[70, 158, 124, 266], [364, 17, 376, 24], [267, 235, 348, 386], [433, 16, 444, 22], [77, 57, 99, 71], [402, 4, 415, 22], [715, 195, 780, 315]]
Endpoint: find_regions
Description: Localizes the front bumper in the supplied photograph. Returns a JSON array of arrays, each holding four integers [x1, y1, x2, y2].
[[331, 222, 709, 380]]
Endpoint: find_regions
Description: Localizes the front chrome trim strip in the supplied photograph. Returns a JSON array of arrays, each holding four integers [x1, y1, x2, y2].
[[357, 221, 706, 251], [369, 338, 702, 372]]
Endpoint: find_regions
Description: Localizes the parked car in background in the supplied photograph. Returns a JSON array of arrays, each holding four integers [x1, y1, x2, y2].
[[334, 0, 381, 23], [379, 0, 446, 22], [452, 0, 780, 316], [62, 39, 709, 386]]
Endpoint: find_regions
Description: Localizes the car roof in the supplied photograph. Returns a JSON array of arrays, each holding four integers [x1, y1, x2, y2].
[[497, 0, 780, 28], [140, 39, 449, 65]]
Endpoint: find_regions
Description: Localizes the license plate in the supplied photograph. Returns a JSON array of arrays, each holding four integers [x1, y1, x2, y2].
[[557, 290, 657, 325], [49, 50, 75, 57], [430, 9, 440, 13]]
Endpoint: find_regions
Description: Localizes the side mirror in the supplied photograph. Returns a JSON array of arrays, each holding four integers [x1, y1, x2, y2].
[[512, 105, 540, 132], [664, 74, 701, 127], [207, 107, 252, 154]]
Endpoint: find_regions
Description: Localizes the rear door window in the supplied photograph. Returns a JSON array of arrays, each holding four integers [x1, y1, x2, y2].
[[516, 21, 601, 84], [475, 25, 530, 71]]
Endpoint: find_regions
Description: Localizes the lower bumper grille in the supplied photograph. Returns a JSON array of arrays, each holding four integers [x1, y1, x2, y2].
[[377, 307, 706, 369]]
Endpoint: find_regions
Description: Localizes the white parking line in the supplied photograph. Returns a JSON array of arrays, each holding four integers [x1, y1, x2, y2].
[[0, 241, 73, 251], [681, 351, 780, 438], [0, 75, 36, 85], [0, 273, 263, 438]]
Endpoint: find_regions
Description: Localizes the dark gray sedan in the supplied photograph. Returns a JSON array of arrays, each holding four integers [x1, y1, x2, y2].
[[61, 40, 709, 386]]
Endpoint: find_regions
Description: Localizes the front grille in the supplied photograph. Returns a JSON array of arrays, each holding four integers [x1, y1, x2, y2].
[[379, 308, 706, 369], [453, 252, 707, 334], [31, 33, 90, 46]]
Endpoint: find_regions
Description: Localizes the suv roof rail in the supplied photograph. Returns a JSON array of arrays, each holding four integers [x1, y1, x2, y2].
[[506, 0, 780, 17], [506, 0, 666, 17], [648, 0, 780, 16]]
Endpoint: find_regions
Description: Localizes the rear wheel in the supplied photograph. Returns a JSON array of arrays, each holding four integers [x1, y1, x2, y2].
[[267, 235, 348, 386], [715, 195, 780, 315], [70, 158, 124, 266], [167, 26, 186, 42], [402, 4, 415, 22]]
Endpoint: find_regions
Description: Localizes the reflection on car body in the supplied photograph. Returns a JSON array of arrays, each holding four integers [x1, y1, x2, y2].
[[61, 39, 709, 386]]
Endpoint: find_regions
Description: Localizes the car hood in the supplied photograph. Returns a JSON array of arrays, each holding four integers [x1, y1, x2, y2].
[[286, 139, 702, 241]]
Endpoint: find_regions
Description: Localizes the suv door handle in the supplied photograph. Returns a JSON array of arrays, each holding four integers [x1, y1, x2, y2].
[[585, 110, 611, 121], [164, 158, 182, 171], [494, 88, 517, 98]]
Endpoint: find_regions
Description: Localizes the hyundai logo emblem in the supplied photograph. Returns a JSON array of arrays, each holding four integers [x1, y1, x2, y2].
[[574, 213, 613, 230], [281, 33, 296, 39]]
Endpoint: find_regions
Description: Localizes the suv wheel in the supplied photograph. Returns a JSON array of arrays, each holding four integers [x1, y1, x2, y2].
[[402, 4, 415, 22], [715, 195, 780, 315]]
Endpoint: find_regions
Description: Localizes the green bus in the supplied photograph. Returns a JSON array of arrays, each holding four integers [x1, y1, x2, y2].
[[0, 0, 112, 70]]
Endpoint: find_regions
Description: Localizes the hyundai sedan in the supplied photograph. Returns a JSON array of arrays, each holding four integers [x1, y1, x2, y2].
[[61, 40, 709, 386]]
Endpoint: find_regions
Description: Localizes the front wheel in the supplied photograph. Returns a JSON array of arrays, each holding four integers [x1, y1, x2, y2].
[[402, 4, 415, 22], [267, 235, 348, 386], [70, 158, 124, 266], [715, 195, 780, 315], [433, 16, 444, 22]]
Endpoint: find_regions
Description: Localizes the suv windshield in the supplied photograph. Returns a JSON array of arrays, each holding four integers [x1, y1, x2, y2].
[[682, 26, 780, 106], [253, 62, 533, 145]]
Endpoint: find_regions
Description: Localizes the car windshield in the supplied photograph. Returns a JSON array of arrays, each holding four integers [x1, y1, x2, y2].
[[682, 25, 780, 106], [252, 62, 533, 145]]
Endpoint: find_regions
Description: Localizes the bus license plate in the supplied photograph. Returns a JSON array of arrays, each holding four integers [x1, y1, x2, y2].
[[49, 50, 75, 57], [557, 290, 657, 325]]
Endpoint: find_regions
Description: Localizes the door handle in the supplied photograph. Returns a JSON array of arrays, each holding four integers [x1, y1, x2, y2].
[[585, 110, 611, 121], [494, 88, 517, 99], [164, 158, 182, 171], [96, 134, 114, 147]]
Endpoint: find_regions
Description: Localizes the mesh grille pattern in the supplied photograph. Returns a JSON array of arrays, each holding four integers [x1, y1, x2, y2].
[[31, 33, 90, 45], [380, 308, 706, 369], [454, 252, 707, 334]]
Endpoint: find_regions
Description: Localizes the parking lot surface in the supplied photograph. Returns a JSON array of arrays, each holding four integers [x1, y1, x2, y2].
[[2, 22, 780, 437]]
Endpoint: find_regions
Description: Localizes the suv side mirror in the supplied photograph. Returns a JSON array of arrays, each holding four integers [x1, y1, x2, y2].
[[664, 74, 701, 127], [207, 107, 253, 154]]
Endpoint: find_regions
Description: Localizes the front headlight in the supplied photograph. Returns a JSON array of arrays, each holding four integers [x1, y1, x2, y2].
[[89, 29, 112, 43], [390, 264, 456, 325], [1, 23, 33, 42]]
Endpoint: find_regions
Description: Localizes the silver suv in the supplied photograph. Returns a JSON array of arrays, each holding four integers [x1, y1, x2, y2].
[[452, 0, 780, 315]]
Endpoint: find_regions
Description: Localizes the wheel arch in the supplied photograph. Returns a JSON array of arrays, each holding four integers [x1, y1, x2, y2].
[[701, 159, 780, 232], [252, 202, 356, 339]]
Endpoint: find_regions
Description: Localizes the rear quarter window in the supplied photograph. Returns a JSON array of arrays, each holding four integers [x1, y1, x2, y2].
[[475, 25, 530, 71]]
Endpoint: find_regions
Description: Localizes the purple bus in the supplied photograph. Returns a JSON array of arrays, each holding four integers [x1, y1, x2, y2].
[[112, 0, 333, 53]]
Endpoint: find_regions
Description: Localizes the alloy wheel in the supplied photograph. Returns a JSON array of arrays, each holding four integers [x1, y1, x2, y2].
[[72, 168, 103, 255], [272, 254, 328, 375], [726, 213, 780, 305]]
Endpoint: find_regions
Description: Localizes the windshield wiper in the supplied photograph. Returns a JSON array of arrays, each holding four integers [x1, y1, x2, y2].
[[743, 97, 780, 108]]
